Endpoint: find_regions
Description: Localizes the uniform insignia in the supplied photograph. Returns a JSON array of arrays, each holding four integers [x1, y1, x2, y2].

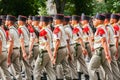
[[72, 27, 79, 34], [29, 27, 34, 33], [39, 29, 47, 37], [113, 25, 119, 31], [83, 26, 89, 33], [53, 27, 60, 34], [97, 28, 105, 36], [18, 28, 23, 35]]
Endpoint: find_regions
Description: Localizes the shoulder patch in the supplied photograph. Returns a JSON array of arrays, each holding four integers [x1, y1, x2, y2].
[[97, 28, 105, 36], [83, 26, 89, 33], [72, 27, 79, 34], [53, 27, 60, 34]]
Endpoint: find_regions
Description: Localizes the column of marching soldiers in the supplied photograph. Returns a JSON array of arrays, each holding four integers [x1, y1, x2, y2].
[[0, 13, 120, 80]]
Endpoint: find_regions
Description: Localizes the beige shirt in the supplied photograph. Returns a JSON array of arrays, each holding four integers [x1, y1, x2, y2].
[[39, 27, 53, 50], [19, 25, 30, 46], [64, 24, 73, 44], [53, 24, 67, 47], [94, 24, 108, 49], [0, 27, 7, 51], [82, 24, 93, 42], [72, 24, 83, 44], [9, 26, 20, 48]]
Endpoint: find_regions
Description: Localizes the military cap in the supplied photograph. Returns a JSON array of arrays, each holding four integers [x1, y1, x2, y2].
[[54, 14, 64, 20], [71, 15, 80, 21], [40, 16, 49, 22], [32, 16, 40, 21], [64, 16, 70, 22], [18, 15, 27, 22], [28, 16, 32, 20], [111, 14, 119, 20], [95, 13, 105, 21], [81, 13, 90, 21], [104, 13, 111, 19], [6, 15, 16, 21]]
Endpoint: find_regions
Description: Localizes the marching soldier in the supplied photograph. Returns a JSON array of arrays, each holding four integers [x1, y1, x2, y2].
[[52, 14, 71, 80], [17, 15, 32, 80], [6, 15, 22, 80], [88, 13, 113, 80], [28, 16, 40, 65], [80, 13, 94, 62], [33, 16, 56, 80], [71, 15, 89, 80], [110, 14, 120, 72], [63, 16, 78, 80], [0, 18, 12, 80], [104, 13, 120, 80]]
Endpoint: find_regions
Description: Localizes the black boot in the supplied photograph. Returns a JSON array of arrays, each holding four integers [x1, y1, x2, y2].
[[78, 72, 83, 80], [96, 72, 101, 80], [56, 79, 63, 80], [41, 72, 47, 80], [84, 74, 89, 80], [73, 79, 78, 80]]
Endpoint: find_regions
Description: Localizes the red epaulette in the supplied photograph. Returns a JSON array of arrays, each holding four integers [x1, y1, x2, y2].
[[18, 28, 23, 35], [5, 30, 9, 39], [97, 27, 105, 36], [72, 27, 79, 34], [39, 29, 47, 37], [29, 27, 34, 33], [113, 25, 119, 31], [83, 26, 89, 33], [53, 27, 60, 34]]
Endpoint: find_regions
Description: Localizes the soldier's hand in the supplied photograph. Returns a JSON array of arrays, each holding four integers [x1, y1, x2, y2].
[[28, 51, 33, 59], [106, 54, 111, 63], [82, 48, 88, 56], [91, 47, 94, 52], [23, 52, 28, 61], [67, 53, 72, 62], [115, 51, 119, 60], [7, 58, 11, 67]]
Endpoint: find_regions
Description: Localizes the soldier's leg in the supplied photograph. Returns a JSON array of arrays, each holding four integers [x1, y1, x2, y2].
[[34, 52, 51, 80], [67, 45, 78, 79], [45, 61, 56, 80], [88, 52, 101, 80], [1, 52, 11, 80], [110, 46, 120, 80], [11, 49, 22, 80]]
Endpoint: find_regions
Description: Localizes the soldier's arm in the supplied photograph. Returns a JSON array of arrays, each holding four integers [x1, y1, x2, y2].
[[53, 39, 60, 58], [0, 40, 2, 54], [101, 37, 111, 63], [29, 33, 35, 53]]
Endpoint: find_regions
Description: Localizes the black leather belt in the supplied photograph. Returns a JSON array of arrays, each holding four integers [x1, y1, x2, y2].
[[109, 44, 114, 47], [13, 47, 20, 49], [119, 43, 120, 45], [34, 45, 38, 47], [2, 51, 6, 52], [25, 45, 29, 47], [59, 46, 66, 49]]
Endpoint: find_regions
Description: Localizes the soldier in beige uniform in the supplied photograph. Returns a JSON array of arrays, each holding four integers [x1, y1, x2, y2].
[[33, 16, 56, 80], [29, 16, 40, 65], [52, 14, 70, 80], [0, 18, 12, 80], [63, 16, 78, 80], [17, 15, 32, 80], [88, 14, 113, 80], [110, 14, 120, 72], [104, 13, 120, 80], [80, 13, 94, 62], [6, 15, 22, 80]]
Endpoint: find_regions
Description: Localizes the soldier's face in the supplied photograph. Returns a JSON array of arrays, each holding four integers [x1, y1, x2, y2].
[[110, 19, 117, 24], [71, 20, 77, 25], [54, 19, 61, 25], [27, 20, 32, 25], [18, 21, 24, 26], [93, 19, 99, 27], [32, 21, 39, 26], [81, 20, 87, 25]]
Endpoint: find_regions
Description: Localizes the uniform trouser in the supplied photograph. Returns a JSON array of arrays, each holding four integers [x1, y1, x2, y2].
[[117, 44, 120, 71], [29, 45, 39, 67], [85, 42, 92, 59], [110, 45, 120, 80], [67, 45, 78, 79], [88, 48, 113, 80], [55, 47, 71, 79], [10, 49, 22, 80], [33, 51, 56, 80], [0, 51, 11, 80], [74, 44, 88, 75], [21, 46, 32, 80]]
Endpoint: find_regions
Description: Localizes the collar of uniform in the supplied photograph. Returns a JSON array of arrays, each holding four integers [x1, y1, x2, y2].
[[19, 25, 26, 28], [97, 24, 104, 29], [9, 26, 14, 29], [73, 24, 79, 27], [82, 24, 89, 28], [55, 24, 63, 27]]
